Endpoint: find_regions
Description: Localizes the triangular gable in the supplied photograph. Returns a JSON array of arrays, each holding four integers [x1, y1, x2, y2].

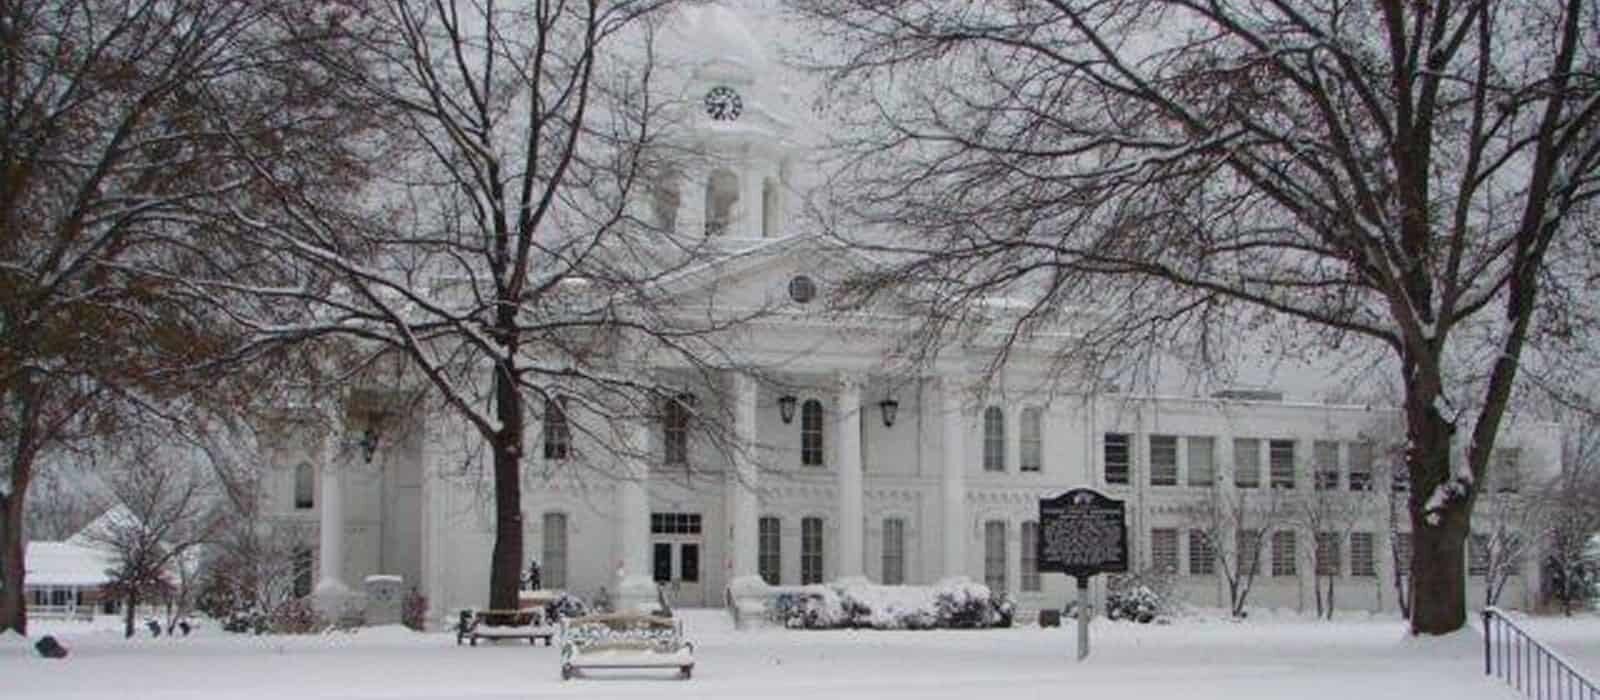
[[658, 233, 892, 317]]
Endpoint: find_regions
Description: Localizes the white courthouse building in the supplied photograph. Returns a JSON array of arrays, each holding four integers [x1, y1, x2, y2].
[[258, 4, 1561, 624]]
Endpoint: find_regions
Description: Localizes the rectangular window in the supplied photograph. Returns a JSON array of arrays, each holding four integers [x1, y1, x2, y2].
[[1350, 532, 1376, 577], [1020, 408, 1043, 472], [882, 518, 905, 586], [1021, 521, 1040, 592], [680, 543, 700, 583], [1494, 448, 1521, 493], [1271, 530, 1297, 577], [1187, 437, 1215, 487], [1348, 442, 1374, 491], [984, 520, 1007, 593], [801, 517, 824, 584], [1395, 532, 1413, 576], [650, 512, 703, 535], [541, 512, 568, 589], [1104, 433, 1131, 485], [801, 400, 824, 466], [759, 516, 782, 585], [294, 462, 314, 510], [1189, 530, 1216, 575], [1269, 439, 1296, 489], [1149, 435, 1178, 486], [983, 407, 1006, 472], [1237, 531, 1262, 577], [1469, 534, 1490, 576], [1151, 528, 1179, 573], [1314, 441, 1340, 491], [1314, 532, 1340, 576], [1234, 438, 1261, 488]]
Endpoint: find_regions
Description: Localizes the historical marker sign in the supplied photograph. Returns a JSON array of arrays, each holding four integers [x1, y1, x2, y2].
[[1038, 488, 1128, 578]]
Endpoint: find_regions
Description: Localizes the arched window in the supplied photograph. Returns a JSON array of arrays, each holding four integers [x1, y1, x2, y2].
[[543, 396, 570, 460], [983, 406, 1006, 472], [294, 461, 314, 510], [705, 169, 739, 236], [800, 399, 824, 466], [542, 512, 568, 590], [652, 176, 680, 232], [664, 396, 690, 464], [762, 178, 779, 238], [1020, 407, 1042, 472]]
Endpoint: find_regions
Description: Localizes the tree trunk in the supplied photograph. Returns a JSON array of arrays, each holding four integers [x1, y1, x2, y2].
[[0, 491, 26, 635], [123, 592, 137, 638], [1409, 506, 1470, 635], [486, 352, 524, 617]]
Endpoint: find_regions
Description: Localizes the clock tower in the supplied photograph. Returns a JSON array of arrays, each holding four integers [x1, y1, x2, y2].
[[653, 3, 804, 241]]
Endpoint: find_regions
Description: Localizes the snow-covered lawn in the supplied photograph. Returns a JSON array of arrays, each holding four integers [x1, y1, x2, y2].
[[6, 609, 1596, 699]]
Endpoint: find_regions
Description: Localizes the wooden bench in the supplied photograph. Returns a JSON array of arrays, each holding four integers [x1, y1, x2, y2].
[[559, 612, 694, 680], [456, 609, 556, 646]]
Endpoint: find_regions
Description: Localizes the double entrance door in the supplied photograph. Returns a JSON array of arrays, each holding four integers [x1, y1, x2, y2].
[[650, 512, 704, 608]]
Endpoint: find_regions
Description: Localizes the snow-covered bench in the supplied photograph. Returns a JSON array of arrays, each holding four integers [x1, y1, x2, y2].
[[559, 613, 694, 680], [456, 608, 556, 646]]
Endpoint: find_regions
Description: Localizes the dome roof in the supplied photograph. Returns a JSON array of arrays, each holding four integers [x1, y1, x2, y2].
[[663, 3, 767, 75]]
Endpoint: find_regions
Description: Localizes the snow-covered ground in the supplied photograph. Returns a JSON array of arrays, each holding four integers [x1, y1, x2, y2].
[[5, 609, 1596, 699]]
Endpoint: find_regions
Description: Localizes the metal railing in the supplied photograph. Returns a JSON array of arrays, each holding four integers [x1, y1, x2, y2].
[[1483, 607, 1599, 700]]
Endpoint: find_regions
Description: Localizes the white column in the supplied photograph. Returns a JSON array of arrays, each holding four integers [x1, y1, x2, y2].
[[941, 378, 969, 580], [740, 164, 765, 238], [836, 374, 865, 580], [314, 427, 352, 616], [615, 420, 655, 612], [729, 373, 761, 583]]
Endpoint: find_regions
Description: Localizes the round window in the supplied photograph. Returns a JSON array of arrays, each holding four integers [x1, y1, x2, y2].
[[788, 275, 817, 304]]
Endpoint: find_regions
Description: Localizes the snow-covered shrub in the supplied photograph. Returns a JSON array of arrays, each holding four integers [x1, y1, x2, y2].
[[543, 591, 590, 622], [773, 586, 847, 629], [269, 598, 323, 634], [774, 581, 1011, 630], [934, 580, 1011, 628], [1106, 567, 1175, 623]]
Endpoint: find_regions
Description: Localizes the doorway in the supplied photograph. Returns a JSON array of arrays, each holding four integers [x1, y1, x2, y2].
[[650, 512, 704, 607]]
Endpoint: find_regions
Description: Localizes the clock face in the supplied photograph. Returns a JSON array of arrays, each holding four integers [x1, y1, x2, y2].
[[704, 86, 743, 121]]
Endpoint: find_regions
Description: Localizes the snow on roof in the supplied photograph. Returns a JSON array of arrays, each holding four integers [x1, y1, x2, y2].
[[24, 541, 114, 588]]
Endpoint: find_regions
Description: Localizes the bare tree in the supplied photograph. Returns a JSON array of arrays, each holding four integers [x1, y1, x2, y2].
[[1472, 449, 1546, 608], [83, 435, 226, 638], [1540, 421, 1600, 614], [787, 0, 1600, 635], [1184, 487, 1291, 617], [204, 0, 773, 615], [0, 0, 376, 634], [1297, 474, 1367, 619]]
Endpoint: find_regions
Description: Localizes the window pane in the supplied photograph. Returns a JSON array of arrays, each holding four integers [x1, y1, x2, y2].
[[1021, 521, 1040, 592], [1104, 433, 1131, 485], [1395, 532, 1413, 576], [984, 520, 1007, 593], [1350, 532, 1376, 577], [1189, 530, 1216, 575], [1314, 441, 1340, 490], [983, 407, 1006, 472], [882, 518, 905, 585], [543, 396, 570, 460], [665, 397, 689, 464], [1020, 408, 1042, 472], [1149, 435, 1178, 486], [293, 547, 314, 598], [1234, 439, 1261, 488], [1269, 439, 1295, 489], [802, 517, 824, 584], [1349, 442, 1374, 491], [1315, 532, 1340, 576], [680, 543, 700, 583], [1237, 531, 1262, 577], [1469, 534, 1490, 576], [1151, 528, 1179, 573], [1271, 531, 1297, 576], [1187, 437, 1215, 487], [801, 400, 824, 466], [542, 512, 568, 590], [653, 543, 673, 582], [759, 517, 782, 585]]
